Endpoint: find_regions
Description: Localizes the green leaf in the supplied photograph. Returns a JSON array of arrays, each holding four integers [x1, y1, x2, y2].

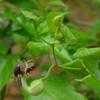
[[46, 11, 63, 33], [55, 46, 72, 63], [67, 26, 95, 48], [17, 16, 36, 37], [21, 10, 38, 20], [63, 26, 77, 44], [0, 56, 17, 90], [73, 48, 100, 80], [23, 74, 86, 100], [37, 21, 49, 35], [73, 48, 100, 59], [0, 42, 8, 55], [83, 76, 100, 91], [12, 33, 29, 43], [27, 41, 49, 56], [62, 59, 83, 69], [83, 58, 100, 80]]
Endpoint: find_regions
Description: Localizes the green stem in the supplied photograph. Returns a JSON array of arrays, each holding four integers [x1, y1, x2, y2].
[[59, 65, 81, 70], [75, 74, 91, 82], [42, 64, 54, 80], [51, 44, 58, 65]]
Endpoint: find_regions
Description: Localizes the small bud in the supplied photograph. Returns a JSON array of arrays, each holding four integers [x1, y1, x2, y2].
[[21, 78, 44, 96], [28, 79, 44, 95]]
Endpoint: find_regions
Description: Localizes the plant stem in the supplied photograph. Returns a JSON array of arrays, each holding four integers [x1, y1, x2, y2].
[[42, 64, 54, 80], [51, 44, 58, 65]]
